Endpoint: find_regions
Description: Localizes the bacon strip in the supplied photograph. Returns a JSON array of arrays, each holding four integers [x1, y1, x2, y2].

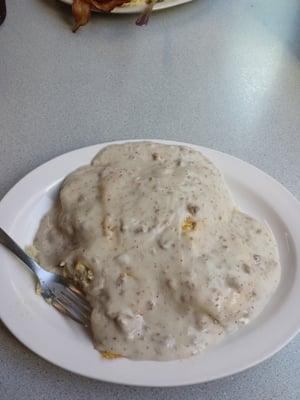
[[72, 0, 130, 32]]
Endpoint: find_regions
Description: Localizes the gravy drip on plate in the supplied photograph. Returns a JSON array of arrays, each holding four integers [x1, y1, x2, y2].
[[33, 143, 281, 360]]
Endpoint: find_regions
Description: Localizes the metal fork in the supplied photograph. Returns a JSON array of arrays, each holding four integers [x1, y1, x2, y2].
[[0, 227, 91, 327]]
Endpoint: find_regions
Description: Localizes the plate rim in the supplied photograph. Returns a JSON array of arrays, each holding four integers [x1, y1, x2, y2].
[[1, 139, 300, 387], [59, 0, 193, 14]]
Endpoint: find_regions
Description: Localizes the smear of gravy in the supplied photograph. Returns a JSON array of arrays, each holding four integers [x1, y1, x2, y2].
[[33, 143, 281, 360]]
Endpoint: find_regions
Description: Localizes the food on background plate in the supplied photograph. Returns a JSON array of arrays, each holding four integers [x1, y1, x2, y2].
[[72, 0, 128, 32], [32, 142, 281, 361], [72, 0, 158, 31]]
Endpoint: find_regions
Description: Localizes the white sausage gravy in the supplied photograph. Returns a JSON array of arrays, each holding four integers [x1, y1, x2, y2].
[[33, 142, 281, 360]]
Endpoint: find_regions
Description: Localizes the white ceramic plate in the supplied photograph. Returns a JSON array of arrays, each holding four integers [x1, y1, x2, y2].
[[1, 140, 300, 387], [60, 0, 192, 15]]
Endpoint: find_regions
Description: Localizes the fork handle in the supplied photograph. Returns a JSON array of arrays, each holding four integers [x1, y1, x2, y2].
[[0, 227, 41, 276]]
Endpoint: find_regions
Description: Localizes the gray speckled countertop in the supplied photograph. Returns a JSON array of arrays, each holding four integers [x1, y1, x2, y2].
[[1, 0, 300, 398]]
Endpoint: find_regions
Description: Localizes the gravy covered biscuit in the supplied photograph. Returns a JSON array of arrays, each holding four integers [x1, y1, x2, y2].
[[33, 142, 281, 360]]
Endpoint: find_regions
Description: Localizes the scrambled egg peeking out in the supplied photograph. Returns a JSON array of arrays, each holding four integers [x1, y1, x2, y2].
[[182, 217, 197, 232], [122, 0, 145, 6], [74, 261, 94, 282], [101, 351, 122, 360], [59, 261, 94, 287], [121, 271, 135, 278]]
